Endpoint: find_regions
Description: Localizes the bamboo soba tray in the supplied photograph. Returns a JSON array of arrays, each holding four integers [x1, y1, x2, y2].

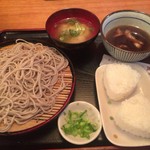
[[0, 39, 75, 135], [8, 66, 73, 133]]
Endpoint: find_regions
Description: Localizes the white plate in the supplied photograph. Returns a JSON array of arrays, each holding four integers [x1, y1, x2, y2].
[[58, 101, 102, 145], [95, 64, 150, 147]]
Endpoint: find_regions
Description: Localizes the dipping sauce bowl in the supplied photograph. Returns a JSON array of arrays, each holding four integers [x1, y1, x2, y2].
[[101, 10, 150, 62]]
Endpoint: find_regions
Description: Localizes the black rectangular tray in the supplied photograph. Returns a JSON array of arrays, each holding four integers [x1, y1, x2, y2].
[[0, 29, 149, 149]]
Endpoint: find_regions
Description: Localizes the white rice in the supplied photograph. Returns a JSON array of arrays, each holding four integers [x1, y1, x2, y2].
[[103, 63, 141, 101], [114, 94, 150, 138]]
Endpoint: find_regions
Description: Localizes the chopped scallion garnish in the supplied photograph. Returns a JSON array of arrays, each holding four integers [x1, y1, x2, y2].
[[61, 110, 98, 139]]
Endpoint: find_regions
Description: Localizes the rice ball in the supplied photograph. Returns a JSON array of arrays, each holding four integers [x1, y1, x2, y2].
[[114, 94, 150, 138], [103, 63, 141, 101]]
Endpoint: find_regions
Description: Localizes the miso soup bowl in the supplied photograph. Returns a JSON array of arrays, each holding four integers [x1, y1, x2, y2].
[[101, 10, 150, 62], [46, 8, 100, 51]]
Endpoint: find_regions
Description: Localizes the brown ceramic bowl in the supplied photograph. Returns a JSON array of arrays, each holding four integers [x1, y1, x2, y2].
[[46, 8, 100, 50]]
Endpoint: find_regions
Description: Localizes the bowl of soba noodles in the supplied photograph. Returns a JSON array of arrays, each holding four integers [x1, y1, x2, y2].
[[46, 8, 100, 51]]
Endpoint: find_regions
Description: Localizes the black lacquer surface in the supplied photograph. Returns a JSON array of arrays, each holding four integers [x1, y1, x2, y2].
[[0, 30, 149, 149]]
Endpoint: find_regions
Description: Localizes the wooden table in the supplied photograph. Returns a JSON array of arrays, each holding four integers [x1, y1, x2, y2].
[[0, 0, 150, 150], [0, 0, 150, 31]]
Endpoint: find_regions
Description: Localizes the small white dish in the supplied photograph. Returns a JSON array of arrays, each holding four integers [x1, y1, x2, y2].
[[95, 64, 150, 147], [58, 101, 102, 145]]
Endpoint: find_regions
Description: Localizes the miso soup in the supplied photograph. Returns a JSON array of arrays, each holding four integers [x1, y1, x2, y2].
[[106, 25, 150, 51], [52, 17, 95, 43]]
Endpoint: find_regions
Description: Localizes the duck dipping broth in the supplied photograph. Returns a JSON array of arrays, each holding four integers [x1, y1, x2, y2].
[[106, 25, 150, 51], [51, 17, 95, 44]]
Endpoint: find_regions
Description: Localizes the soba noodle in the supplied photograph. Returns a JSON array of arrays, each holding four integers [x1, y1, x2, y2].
[[0, 39, 69, 132]]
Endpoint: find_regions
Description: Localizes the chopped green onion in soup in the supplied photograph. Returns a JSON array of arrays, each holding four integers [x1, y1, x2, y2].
[[54, 18, 94, 43]]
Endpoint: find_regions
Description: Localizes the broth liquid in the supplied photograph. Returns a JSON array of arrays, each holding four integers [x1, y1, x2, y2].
[[106, 25, 150, 51]]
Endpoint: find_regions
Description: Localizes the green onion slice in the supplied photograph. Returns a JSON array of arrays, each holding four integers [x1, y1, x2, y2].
[[61, 110, 98, 139]]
